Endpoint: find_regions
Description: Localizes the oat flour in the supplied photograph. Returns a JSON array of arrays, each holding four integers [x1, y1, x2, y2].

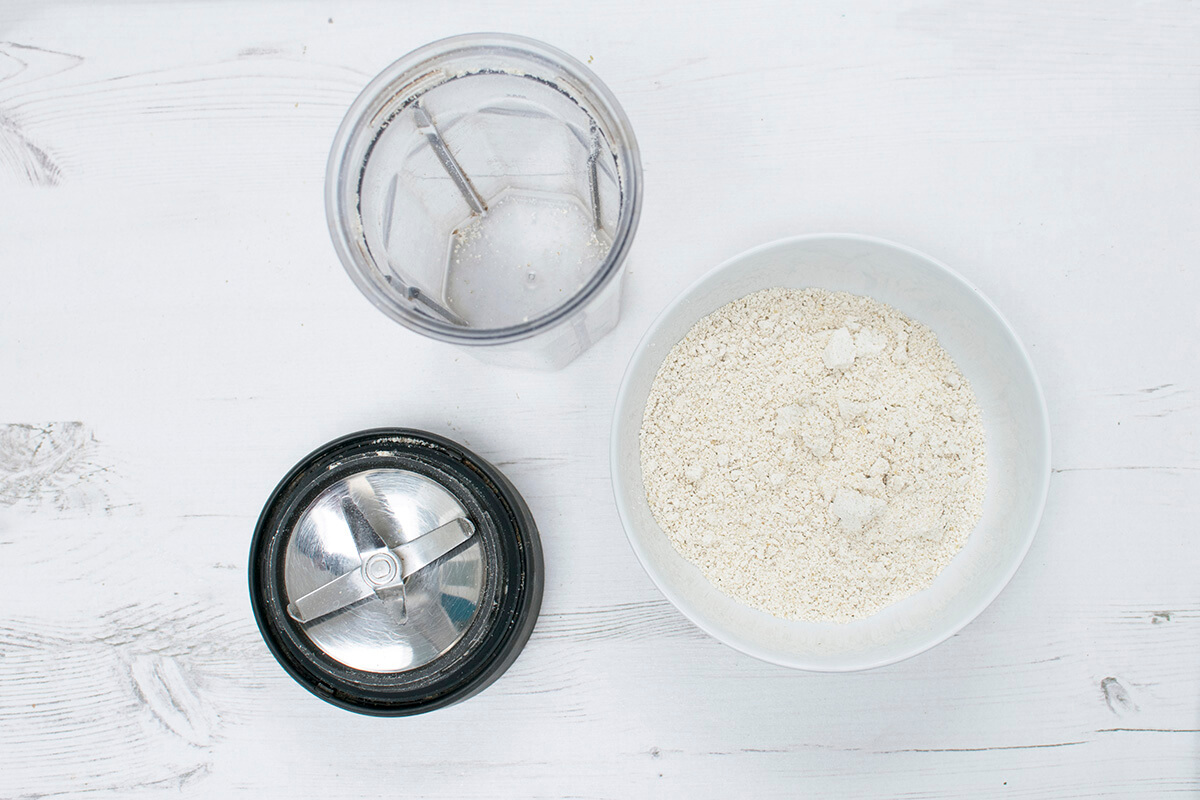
[[639, 288, 987, 622]]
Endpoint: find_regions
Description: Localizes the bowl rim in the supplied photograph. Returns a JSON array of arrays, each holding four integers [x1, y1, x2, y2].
[[609, 232, 1051, 671]]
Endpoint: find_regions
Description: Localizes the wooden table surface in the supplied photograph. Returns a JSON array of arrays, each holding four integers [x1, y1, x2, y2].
[[2, 2, 1197, 797]]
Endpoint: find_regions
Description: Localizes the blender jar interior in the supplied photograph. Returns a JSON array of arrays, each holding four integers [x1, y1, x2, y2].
[[329, 36, 639, 345]]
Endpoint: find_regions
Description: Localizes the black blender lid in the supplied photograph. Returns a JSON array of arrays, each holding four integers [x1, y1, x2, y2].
[[249, 428, 543, 716]]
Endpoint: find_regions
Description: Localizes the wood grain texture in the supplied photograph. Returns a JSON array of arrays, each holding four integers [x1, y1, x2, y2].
[[1, 1, 1198, 798]]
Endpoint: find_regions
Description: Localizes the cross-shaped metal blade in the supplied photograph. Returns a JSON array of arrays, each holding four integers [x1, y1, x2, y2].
[[286, 477, 476, 625]]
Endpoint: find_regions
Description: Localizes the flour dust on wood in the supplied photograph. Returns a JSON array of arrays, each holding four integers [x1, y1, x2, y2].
[[639, 288, 987, 622]]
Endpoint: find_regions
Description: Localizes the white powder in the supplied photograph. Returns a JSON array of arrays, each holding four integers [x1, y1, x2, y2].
[[639, 288, 987, 622]]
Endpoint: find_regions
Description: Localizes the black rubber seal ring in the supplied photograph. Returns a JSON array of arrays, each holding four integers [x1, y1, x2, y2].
[[248, 428, 543, 716]]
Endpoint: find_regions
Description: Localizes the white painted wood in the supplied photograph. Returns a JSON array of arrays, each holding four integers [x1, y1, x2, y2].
[[1, 1, 1197, 797]]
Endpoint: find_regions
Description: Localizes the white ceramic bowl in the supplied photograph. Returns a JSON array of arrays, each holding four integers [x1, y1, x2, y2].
[[611, 234, 1050, 671]]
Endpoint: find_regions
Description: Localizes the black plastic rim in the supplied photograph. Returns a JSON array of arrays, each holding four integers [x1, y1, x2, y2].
[[248, 428, 543, 716]]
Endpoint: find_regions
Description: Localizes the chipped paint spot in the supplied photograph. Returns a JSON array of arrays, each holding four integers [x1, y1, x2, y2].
[[237, 46, 283, 57], [0, 43, 84, 186], [1100, 677, 1138, 716], [0, 422, 113, 509], [127, 654, 218, 747], [0, 601, 258, 796], [0, 110, 62, 185]]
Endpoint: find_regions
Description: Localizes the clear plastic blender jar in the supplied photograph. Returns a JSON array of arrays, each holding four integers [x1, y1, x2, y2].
[[326, 34, 643, 370]]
